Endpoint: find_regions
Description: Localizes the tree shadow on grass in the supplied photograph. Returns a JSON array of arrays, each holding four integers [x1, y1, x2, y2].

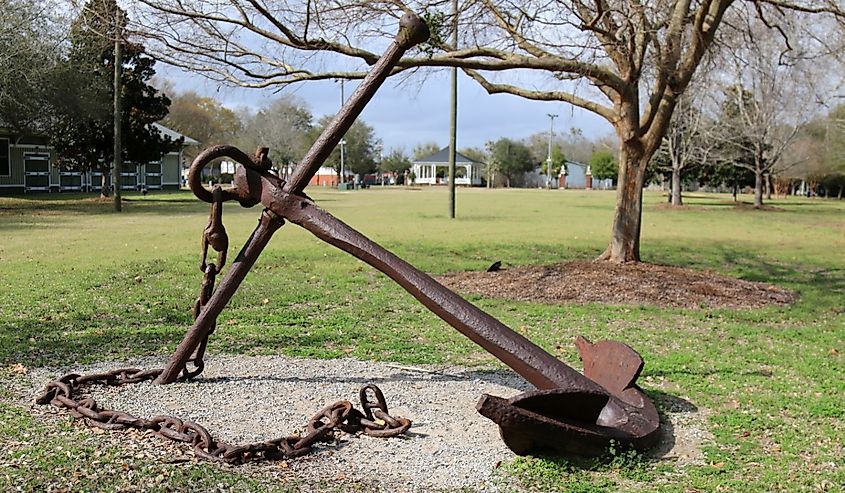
[[0, 316, 189, 368], [646, 242, 844, 308], [714, 246, 844, 299], [0, 199, 207, 233]]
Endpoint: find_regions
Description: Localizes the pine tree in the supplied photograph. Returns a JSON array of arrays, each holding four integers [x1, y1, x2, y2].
[[49, 0, 181, 196]]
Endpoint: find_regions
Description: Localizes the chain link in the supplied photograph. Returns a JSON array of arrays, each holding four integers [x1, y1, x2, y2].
[[35, 181, 411, 464], [183, 187, 228, 380], [36, 368, 411, 465]]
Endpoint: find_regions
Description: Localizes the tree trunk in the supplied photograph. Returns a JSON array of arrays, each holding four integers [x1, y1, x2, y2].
[[666, 175, 672, 203], [754, 171, 764, 208], [765, 173, 772, 201], [732, 184, 738, 202], [599, 144, 646, 263], [100, 172, 109, 198], [671, 166, 682, 206], [838, 186, 843, 199]]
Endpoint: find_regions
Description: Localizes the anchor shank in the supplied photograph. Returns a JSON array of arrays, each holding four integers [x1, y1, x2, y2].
[[286, 14, 429, 195], [156, 210, 284, 384], [240, 169, 604, 393]]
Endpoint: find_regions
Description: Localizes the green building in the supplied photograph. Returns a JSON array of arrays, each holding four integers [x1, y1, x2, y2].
[[0, 123, 197, 195]]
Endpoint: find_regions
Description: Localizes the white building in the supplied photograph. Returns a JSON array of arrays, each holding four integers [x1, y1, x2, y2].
[[411, 147, 483, 186]]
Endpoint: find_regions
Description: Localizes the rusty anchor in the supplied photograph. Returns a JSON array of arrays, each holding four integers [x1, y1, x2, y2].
[[154, 12, 660, 457]]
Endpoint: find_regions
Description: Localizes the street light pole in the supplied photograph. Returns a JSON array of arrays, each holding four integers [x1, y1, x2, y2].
[[546, 113, 558, 189], [375, 142, 383, 185]]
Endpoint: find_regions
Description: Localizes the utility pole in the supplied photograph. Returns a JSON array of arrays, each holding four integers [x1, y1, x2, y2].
[[112, 13, 123, 212], [447, 0, 458, 218], [339, 80, 346, 188], [546, 113, 558, 189]]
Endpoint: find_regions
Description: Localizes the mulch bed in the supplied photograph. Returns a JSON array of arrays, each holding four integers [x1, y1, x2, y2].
[[438, 261, 798, 309]]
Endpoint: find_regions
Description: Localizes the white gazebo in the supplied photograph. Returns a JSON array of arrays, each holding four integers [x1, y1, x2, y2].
[[411, 147, 483, 186]]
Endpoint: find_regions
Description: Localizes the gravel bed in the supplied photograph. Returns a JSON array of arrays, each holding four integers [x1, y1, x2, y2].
[[27, 355, 531, 492], [23, 355, 711, 492]]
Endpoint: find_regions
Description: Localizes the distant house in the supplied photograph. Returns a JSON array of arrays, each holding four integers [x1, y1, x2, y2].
[[0, 123, 197, 195], [276, 164, 353, 188], [561, 160, 614, 190], [411, 147, 483, 186]]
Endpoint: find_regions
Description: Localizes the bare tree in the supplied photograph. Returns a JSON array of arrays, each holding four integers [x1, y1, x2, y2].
[[712, 12, 833, 208], [161, 89, 243, 154], [134, 0, 845, 262], [523, 127, 603, 166], [784, 104, 845, 197], [656, 90, 716, 206], [239, 95, 313, 171], [412, 141, 441, 160], [0, 0, 65, 134]]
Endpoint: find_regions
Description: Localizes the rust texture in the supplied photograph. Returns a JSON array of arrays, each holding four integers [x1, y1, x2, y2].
[[41, 12, 661, 460], [159, 10, 660, 456]]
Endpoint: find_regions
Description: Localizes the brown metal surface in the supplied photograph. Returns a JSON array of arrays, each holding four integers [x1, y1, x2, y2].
[[41, 12, 662, 460], [476, 337, 659, 456], [285, 13, 429, 195], [227, 164, 660, 455], [155, 208, 284, 384], [156, 13, 430, 384], [160, 10, 658, 456]]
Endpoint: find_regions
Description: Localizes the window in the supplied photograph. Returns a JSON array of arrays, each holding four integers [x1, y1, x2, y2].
[[0, 139, 9, 176]]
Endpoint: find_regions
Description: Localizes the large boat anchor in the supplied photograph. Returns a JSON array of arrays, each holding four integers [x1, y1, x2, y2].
[[154, 12, 660, 457]]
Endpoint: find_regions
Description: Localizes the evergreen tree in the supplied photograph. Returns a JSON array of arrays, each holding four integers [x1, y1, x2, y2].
[[589, 150, 618, 183], [49, 0, 181, 196], [488, 138, 534, 187], [308, 116, 377, 178], [381, 149, 412, 175], [541, 146, 567, 177]]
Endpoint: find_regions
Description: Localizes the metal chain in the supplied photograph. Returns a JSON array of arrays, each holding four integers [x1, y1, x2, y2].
[[36, 368, 411, 465], [182, 186, 228, 380], [35, 186, 410, 464]]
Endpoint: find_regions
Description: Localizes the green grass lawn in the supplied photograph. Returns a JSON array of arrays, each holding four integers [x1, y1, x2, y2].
[[1, 188, 843, 492]]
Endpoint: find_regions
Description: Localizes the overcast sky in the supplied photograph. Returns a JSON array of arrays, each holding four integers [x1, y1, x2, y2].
[[161, 65, 614, 154]]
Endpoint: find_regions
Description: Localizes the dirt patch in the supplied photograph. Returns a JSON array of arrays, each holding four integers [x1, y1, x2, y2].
[[438, 261, 797, 309]]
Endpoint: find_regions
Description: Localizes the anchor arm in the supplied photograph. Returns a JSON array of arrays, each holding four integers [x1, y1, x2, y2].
[[159, 13, 430, 384], [155, 209, 284, 384]]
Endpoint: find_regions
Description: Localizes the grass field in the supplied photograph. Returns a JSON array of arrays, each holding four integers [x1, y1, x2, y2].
[[1, 187, 843, 492]]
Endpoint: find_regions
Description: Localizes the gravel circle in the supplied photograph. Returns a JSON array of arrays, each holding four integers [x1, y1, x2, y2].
[[27, 355, 530, 492], [24, 355, 711, 492]]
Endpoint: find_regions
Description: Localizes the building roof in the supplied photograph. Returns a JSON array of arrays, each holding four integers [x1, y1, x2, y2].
[[565, 160, 588, 168], [1, 121, 199, 147], [414, 147, 479, 164], [153, 123, 199, 145]]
